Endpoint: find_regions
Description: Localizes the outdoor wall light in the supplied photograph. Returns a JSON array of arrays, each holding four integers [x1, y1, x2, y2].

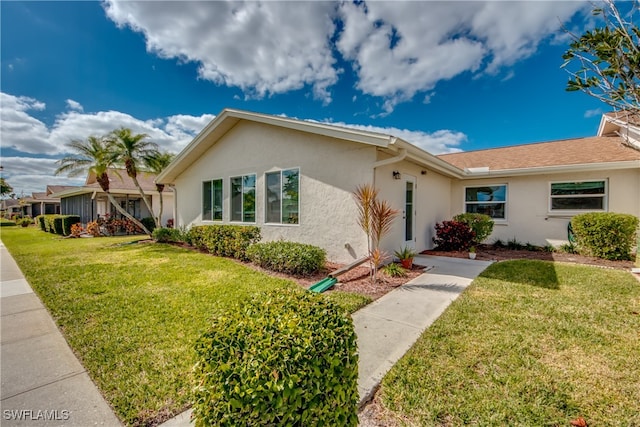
[[392, 171, 401, 180]]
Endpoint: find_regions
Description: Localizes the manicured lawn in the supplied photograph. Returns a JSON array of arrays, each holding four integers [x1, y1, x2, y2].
[[380, 260, 640, 426], [1, 227, 366, 426]]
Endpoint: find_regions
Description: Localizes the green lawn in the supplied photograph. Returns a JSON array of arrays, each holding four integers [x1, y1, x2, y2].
[[0, 227, 367, 426], [380, 260, 640, 426]]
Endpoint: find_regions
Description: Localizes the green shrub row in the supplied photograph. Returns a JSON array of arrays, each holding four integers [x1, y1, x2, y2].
[[36, 214, 81, 236], [0, 219, 17, 227], [571, 212, 639, 260], [246, 241, 326, 275], [188, 225, 260, 260], [192, 288, 359, 426]]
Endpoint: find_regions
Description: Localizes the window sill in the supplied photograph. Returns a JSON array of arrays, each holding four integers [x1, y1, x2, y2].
[[264, 222, 300, 227]]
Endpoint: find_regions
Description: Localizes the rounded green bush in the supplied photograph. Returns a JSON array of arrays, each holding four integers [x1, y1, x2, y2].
[[152, 227, 182, 243], [571, 212, 639, 260], [453, 213, 494, 243], [246, 241, 326, 275], [192, 288, 359, 427]]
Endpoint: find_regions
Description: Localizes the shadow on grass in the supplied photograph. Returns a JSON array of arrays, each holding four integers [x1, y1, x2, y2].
[[479, 260, 560, 290]]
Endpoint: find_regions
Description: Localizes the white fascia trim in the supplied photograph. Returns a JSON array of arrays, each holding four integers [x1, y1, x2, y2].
[[49, 187, 94, 198], [461, 160, 640, 179], [391, 138, 466, 178]]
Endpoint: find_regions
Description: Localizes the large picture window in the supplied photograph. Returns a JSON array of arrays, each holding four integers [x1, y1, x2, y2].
[[465, 185, 507, 220], [550, 181, 606, 211], [202, 179, 223, 221], [231, 174, 256, 222], [265, 168, 299, 224]]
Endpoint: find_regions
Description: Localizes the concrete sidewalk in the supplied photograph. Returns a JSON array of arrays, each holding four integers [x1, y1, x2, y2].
[[354, 255, 492, 406], [160, 254, 492, 426], [0, 241, 122, 426]]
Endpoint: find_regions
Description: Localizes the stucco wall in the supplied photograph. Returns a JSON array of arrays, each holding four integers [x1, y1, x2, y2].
[[450, 168, 640, 247], [150, 191, 174, 227], [374, 159, 453, 256], [173, 121, 375, 263]]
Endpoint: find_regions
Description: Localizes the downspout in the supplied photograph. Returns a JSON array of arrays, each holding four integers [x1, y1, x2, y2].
[[372, 146, 407, 189], [169, 184, 177, 228]]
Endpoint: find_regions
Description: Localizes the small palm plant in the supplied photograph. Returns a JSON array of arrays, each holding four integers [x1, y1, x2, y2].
[[354, 184, 399, 284]]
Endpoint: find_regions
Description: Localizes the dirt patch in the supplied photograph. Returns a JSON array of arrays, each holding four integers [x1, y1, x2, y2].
[[422, 245, 636, 271]]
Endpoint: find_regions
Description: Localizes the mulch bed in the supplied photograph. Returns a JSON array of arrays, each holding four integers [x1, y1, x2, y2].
[[422, 245, 636, 271]]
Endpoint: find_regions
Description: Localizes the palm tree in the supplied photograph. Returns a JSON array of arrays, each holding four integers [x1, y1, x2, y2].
[[144, 151, 174, 227], [108, 127, 159, 226], [55, 135, 152, 235]]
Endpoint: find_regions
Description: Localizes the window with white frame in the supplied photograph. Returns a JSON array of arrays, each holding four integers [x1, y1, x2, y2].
[[465, 185, 507, 220], [231, 174, 256, 223], [549, 180, 607, 211], [202, 179, 223, 221], [265, 168, 299, 224]]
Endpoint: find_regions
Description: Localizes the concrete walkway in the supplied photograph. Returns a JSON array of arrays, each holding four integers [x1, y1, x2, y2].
[[0, 241, 122, 426], [354, 254, 492, 406], [160, 254, 492, 426]]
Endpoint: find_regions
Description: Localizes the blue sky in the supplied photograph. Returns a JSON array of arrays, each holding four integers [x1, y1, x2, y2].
[[1, 1, 610, 196]]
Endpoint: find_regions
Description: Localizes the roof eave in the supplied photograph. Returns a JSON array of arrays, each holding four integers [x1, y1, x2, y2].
[[461, 160, 640, 178], [392, 139, 465, 178]]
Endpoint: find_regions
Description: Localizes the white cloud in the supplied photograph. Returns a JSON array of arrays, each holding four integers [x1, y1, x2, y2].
[[0, 157, 85, 197], [0, 92, 52, 154], [102, 1, 587, 114], [66, 99, 84, 112], [333, 122, 465, 155], [584, 108, 603, 118], [0, 92, 215, 196], [103, 0, 339, 103]]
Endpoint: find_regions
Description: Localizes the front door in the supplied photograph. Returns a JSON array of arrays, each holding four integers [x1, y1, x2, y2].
[[404, 178, 416, 249]]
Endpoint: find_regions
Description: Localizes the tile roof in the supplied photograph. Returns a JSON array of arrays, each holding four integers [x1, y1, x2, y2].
[[437, 135, 640, 171], [46, 185, 77, 195]]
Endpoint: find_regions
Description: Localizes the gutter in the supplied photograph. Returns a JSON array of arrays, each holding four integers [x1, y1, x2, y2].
[[372, 145, 407, 168], [460, 160, 640, 179]]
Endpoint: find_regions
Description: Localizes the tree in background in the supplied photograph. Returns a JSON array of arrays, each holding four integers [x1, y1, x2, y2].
[[0, 178, 13, 199], [55, 136, 152, 235], [144, 151, 174, 227], [562, 0, 640, 117], [109, 128, 159, 226]]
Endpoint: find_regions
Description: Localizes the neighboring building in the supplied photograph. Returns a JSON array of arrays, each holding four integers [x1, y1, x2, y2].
[[25, 185, 76, 217], [51, 169, 174, 226], [0, 198, 24, 218], [157, 109, 640, 263]]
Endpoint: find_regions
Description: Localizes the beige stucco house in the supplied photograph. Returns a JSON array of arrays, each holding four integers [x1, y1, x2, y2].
[[157, 109, 640, 263]]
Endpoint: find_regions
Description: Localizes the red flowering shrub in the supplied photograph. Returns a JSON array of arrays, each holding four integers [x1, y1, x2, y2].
[[87, 221, 101, 237], [70, 223, 84, 237], [433, 220, 476, 251]]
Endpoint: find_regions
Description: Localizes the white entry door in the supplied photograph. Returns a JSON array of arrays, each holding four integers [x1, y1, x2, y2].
[[404, 177, 416, 249]]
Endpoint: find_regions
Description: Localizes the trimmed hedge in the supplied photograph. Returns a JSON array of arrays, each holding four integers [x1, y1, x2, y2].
[[36, 215, 46, 231], [192, 288, 359, 426], [571, 212, 639, 260], [39, 215, 81, 236], [188, 225, 260, 260], [247, 241, 326, 275], [453, 213, 494, 244]]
